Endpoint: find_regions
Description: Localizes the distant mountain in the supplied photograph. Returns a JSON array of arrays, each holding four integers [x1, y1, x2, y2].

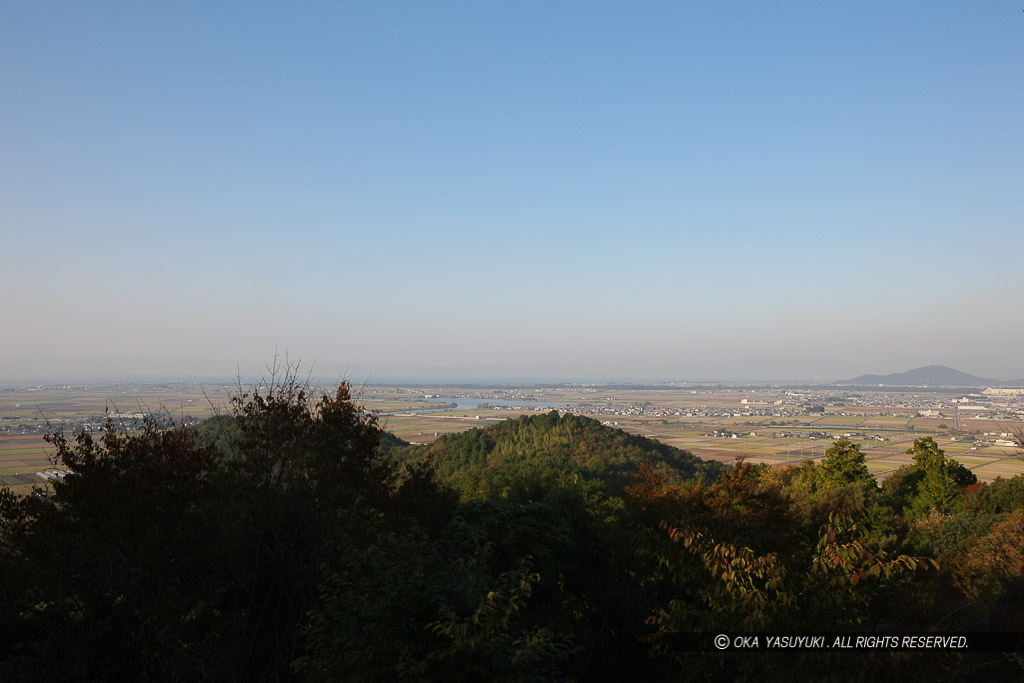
[[838, 365, 1024, 387]]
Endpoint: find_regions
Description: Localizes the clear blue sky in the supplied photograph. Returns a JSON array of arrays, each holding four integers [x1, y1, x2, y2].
[[3, 2, 1022, 383]]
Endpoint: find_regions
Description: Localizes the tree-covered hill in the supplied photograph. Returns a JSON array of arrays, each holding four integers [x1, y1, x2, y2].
[[2, 381, 1021, 681], [393, 411, 726, 500]]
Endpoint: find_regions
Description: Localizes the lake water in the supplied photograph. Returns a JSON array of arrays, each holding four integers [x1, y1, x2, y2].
[[385, 397, 577, 415]]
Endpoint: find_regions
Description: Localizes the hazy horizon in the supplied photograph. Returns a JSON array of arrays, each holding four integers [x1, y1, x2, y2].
[[4, 2, 1023, 384], [4, 363, 1024, 390]]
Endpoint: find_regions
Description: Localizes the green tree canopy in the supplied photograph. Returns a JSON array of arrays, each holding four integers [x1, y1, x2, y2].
[[397, 411, 725, 501], [816, 439, 875, 493], [907, 437, 977, 517], [0, 374, 448, 681]]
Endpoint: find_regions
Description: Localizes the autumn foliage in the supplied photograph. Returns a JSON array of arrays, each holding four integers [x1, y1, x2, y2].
[[1, 379, 1021, 681]]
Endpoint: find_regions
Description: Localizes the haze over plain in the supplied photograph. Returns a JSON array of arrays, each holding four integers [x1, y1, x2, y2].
[[2, 2, 1022, 383]]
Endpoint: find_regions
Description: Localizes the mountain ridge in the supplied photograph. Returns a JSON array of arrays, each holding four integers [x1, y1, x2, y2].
[[838, 365, 1024, 387]]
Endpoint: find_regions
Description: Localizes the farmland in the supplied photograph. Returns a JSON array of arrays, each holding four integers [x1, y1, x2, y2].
[[365, 383, 1024, 483], [2, 381, 1023, 493], [0, 383, 236, 493]]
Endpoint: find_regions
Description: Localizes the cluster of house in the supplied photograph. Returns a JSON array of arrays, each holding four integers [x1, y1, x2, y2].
[[774, 430, 889, 442], [705, 429, 756, 439]]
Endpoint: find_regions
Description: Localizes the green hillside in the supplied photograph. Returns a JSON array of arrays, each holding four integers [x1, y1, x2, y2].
[[2, 384, 1022, 681], [395, 410, 725, 500]]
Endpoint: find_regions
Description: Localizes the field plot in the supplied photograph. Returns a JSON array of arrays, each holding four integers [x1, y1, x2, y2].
[[806, 415, 864, 426], [0, 383, 240, 486], [858, 417, 913, 429], [380, 413, 507, 444], [0, 433, 56, 494], [0, 434, 55, 472]]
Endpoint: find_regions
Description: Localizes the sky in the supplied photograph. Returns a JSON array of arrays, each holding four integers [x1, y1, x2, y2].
[[2, 2, 1023, 384]]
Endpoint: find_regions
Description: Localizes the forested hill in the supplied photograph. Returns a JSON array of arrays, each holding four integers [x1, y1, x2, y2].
[[3, 384, 1023, 680], [394, 411, 726, 498]]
